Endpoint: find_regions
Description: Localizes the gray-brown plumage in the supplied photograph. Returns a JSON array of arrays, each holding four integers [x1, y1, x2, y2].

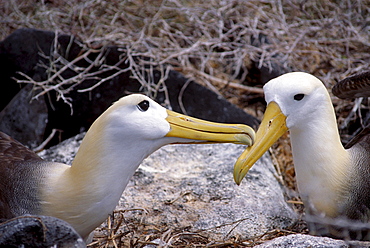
[[0, 132, 46, 219], [332, 71, 370, 99], [332, 71, 370, 149], [343, 134, 370, 221]]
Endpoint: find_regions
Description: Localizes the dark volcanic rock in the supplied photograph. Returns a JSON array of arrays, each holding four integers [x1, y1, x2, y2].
[[0, 215, 85, 248], [0, 28, 259, 148], [0, 84, 48, 148]]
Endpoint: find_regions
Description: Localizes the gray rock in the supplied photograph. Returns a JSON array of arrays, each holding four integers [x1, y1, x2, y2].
[[120, 144, 297, 240], [254, 234, 370, 248], [39, 134, 298, 242], [0, 215, 85, 248]]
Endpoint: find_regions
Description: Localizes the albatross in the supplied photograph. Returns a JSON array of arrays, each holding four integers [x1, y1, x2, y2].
[[0, 94, 255, 242], [233, 71, 370, 240]]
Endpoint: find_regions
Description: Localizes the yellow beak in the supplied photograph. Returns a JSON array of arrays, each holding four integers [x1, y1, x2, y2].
[[165, 110, 255, 146], [233, 102, 288, 185]]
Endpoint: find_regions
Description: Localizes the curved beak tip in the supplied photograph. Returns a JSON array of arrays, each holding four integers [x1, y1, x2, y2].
[[232, 101, 287, 186], [233, 169, 245, 185]]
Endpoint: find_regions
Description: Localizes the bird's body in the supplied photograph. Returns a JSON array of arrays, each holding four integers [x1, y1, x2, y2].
[[233, 72, 370, 240], [0, 94, 254, 242]]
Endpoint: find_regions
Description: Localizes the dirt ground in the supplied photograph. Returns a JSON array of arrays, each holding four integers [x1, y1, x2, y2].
[[1, 0, 370, 247]]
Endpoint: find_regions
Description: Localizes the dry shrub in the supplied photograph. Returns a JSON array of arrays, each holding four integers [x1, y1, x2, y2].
[[2, 0, 369, 96]]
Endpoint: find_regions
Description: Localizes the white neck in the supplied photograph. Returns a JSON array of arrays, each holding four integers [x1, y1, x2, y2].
[[40, 115, 166, 240], [289, 101, 350, 217]]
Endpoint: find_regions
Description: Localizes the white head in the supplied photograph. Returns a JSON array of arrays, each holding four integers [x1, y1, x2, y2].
[[263, 72, 332, 130], [234, 72, 342, 186], [103, 94, 171, 145], [100, 94, 254, 149]]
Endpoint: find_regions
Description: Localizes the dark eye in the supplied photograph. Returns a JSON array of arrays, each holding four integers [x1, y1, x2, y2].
[[137, 100, 149, 111], [294, 94, 305, 101]]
